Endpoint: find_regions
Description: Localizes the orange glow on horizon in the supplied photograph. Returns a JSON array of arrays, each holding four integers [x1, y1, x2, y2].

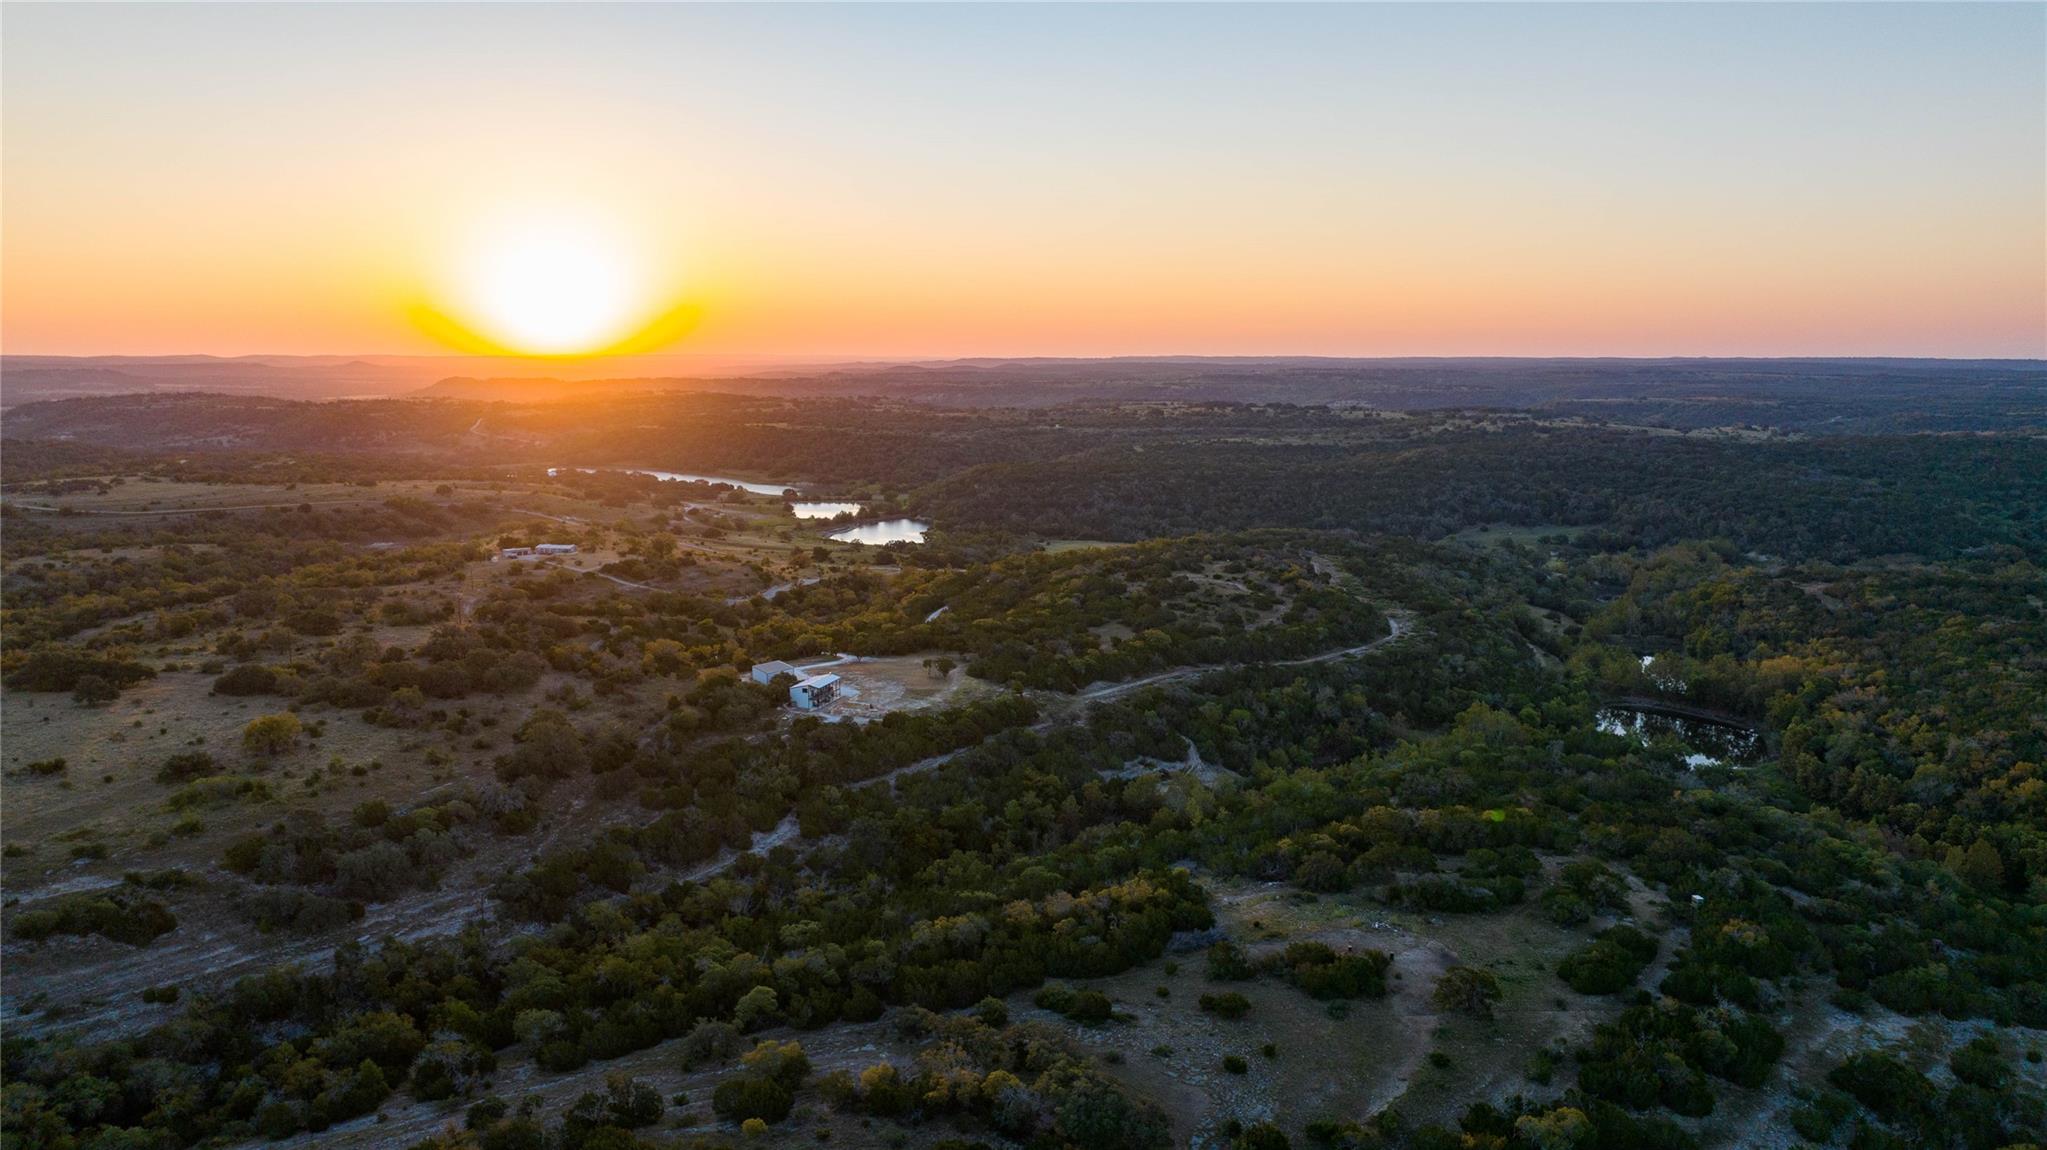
[[2, 4, 2040, 359]]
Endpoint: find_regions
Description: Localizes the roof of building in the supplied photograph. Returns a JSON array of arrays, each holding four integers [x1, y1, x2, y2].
[[754, 660, 795, 674], [795, 673, 841, 689]]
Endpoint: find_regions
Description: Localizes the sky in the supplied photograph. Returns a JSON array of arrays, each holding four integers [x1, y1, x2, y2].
[[3, 3, 2043, 360]]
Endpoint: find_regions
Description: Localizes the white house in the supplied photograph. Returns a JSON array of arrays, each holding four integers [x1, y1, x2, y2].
[[750, 660, 795, 685], [499, 543, 577, 561], [790, 673, 841, 710]]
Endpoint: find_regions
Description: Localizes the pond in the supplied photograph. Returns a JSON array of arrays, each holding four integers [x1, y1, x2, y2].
[[827, 519, 930, 545], [1597, 705, 1764, 769], [791, 501, 864, 520]]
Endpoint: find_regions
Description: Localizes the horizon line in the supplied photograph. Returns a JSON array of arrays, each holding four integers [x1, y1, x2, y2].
[[6, 351, 2045, 366]]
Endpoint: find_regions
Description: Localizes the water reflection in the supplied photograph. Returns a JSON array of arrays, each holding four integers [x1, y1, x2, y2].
[[827, 519, 930, 545], [546, 467, 796, 496], [621, 470, 794, 496], [1597, 706, 1763, 769], [792, 501, 864, 520]]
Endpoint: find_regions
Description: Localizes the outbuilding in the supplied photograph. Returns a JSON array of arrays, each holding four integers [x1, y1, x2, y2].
[[751, 660, 795, 685], [790, 673, 841, 710]]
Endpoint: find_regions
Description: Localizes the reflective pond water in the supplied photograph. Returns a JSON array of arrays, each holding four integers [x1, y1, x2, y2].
[[1597, 705, 1764, 769], [548, 467, 797, 496], [791, 501, 864, 520], [622, 470, 796, 496], [827, 519, 930, 545]]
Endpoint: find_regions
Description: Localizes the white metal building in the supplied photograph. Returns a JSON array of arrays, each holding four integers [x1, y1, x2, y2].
[[751, 660, 795, 685], [790, 673, 841, 710]]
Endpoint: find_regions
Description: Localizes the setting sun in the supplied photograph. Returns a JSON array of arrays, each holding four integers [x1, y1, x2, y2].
[[402, 207, 701, 358], [436, 215, 648, 356], [465, 226, 635, 355]]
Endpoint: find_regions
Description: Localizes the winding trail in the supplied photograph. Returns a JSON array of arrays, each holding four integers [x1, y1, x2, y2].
[[6, 602, 1412, 1041], [856, 611, 1413, 795], [1077, 613, 1409, 702]]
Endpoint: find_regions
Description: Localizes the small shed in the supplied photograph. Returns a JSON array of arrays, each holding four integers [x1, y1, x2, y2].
[[790, 673, 841, 710], [751, 660, 795, 685]]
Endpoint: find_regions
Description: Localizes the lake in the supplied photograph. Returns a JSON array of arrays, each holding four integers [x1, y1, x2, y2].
[[827, 519, 930, 545], [1597, 705, 1763, 769], [791, 501, 864, 520]]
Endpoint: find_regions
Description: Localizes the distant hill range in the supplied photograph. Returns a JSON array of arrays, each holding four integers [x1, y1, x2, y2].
[[0, 354, 804, 408], [4, 355, 2043, 435], [413, 357, 2047, 433]]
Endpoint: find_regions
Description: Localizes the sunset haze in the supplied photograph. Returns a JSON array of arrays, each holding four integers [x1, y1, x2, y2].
[[4, 3, 2043, 359]]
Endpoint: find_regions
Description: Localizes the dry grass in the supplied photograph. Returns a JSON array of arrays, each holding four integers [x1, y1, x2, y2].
[[1034, 876, 1651, 1144]]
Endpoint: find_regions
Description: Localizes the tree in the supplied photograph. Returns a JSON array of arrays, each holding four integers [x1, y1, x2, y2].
[[1947, 840, 2005, 890], [1294, 851, 1350, 893], [603, 1074, 663, 1128], [733, 985, 781, 1031], [503, 709, 586, 783], [1514, 1107, 1591, 1150], [242, 712, 303, 757], [1432, 966, 1503, 1020]]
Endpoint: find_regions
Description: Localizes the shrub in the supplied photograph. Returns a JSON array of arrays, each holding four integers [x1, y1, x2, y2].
[[1433, 966, 1504, 1019], [5, 650, 154, 694], [1207, 939, 1255, 980], [1948, 1036, 2010, 1091], [1294, 851, 1351, 893], [165, 775, 271, 810], [712, 1077, 794, 1124], [1237, 1123, 1290, 1150], [1222, 1055, 1249, 1075], [604, 1073, 664, 1128], [222, 833, 267, 874], [245, 889, 361, 933], [1263, 942, 1390, 1000], [1559, 926, 1658, 996], [1065, 990, 1114, 1023], [242, 712, 304, 756], [334, 842, 413, 901], [741, 1039, 811, 1088], [1828, 1051, 1934, 1122], [11, 893, 177, 946], [1199, 992, 1252, 1019], [72, 675, 119, 704], [680, 1020, 745, 1070], [156, 751, 218, 784], [212, 664, 282, 696]]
